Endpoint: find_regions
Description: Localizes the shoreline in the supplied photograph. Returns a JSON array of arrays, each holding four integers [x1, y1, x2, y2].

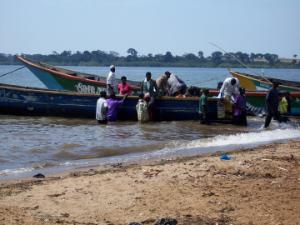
[[1, 133, 299, 182], [1, 140, 300, 224], [1, 63, 300, 69]]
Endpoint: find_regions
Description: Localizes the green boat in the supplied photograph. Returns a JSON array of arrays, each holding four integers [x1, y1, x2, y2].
[[17, 56, 141, 94], [17, 56, 300, 116]]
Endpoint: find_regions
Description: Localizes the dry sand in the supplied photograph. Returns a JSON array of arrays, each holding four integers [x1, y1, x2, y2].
[[0, 141, 300, 225]]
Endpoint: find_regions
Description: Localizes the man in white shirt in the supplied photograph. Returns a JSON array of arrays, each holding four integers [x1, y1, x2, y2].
[[96, 91, 108, 124], [168, 73, 187, 96], [218, 77, 240, 114], [219, 77, 240, 98], [107, 65, 116, 95]]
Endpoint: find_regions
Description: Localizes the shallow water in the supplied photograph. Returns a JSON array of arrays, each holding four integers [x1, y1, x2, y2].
[[0, 114, 299, 180], [0, 66, 300, 179]]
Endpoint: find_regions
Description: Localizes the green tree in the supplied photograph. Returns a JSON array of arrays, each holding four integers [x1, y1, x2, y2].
[[82, 51, 91, 62], [211, 51, 223, 65], [250, 53, 256, 63], [60, 50, 72, 57], [183, 53, 198, 61], [264, 53, 278, 66], [164, 51, 174, 62], [198, 51, 204, 60], [127, 48, 138, 57]]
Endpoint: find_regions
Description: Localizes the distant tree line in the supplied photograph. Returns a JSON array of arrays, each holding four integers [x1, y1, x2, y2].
[[0, 48, 299, 68]]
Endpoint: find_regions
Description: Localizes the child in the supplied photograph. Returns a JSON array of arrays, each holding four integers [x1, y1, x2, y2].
[[278, 92, 290, 122], [199, 89, 210, 124], [233, 88, 247, 126], [136, 93, 149, 122], [278, 93, 288, 115]]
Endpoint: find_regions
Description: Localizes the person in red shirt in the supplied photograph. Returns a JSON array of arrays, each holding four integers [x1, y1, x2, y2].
[[118, 76, 132, 95]]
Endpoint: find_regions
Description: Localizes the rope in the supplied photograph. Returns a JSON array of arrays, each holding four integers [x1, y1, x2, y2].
[[209, 42, 272, 83], [195, 77, 219, 85], [0, 66, 25, 78]]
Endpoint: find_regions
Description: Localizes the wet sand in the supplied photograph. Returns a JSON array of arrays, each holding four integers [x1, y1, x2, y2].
[[0, 140, 300, 225]]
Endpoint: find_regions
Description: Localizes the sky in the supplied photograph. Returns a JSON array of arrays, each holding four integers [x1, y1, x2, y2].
[[0, 0, 299, 58]]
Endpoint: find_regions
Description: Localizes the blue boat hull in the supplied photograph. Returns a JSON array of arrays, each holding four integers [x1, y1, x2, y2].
[[0, 83, 227, 121]]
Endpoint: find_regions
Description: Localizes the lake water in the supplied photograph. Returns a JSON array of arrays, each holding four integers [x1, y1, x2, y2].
[[1, 65, 300, 89], [0, 65, 300, 180]]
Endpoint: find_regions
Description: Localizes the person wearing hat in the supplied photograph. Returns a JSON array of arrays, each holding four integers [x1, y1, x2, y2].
[[107, 65, 116, 95], [264, 82, 282, 128]]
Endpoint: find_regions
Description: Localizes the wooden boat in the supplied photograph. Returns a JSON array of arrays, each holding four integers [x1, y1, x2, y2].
[[230, 69, 300, 91], [0, 82, 235, 121], [14, 57, 300, 116], [17, 56, 141, 94]]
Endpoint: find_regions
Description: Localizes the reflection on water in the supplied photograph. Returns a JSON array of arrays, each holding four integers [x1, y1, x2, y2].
[[1, 114, 299, 179]]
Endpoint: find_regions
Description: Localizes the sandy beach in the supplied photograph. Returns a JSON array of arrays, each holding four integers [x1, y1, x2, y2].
[[0, 140, 299, 225]]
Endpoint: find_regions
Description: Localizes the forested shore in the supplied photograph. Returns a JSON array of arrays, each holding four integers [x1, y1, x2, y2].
[[1, 48, 299, 68]]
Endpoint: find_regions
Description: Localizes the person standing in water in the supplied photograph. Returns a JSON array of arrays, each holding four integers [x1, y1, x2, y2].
[[264, 82, 281, 128], [96, 91, 108, 124], [199, 89, 210, 124], [218, 77, 240, 99], [218, 77, 240, 115], [136, 93, 149, 122], [233, 88, 247, 126], [107, 93, 128, 122]]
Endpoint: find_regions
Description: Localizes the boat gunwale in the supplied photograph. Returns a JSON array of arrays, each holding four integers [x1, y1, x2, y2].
[[2, 82, 300, 99], [0, 83, 202, 101]]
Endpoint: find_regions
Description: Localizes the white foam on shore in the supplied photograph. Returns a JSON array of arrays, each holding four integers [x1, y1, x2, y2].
[[0, 167, 34, 176], [157, 127, 300, 157], [184, 129, 299, 148]]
